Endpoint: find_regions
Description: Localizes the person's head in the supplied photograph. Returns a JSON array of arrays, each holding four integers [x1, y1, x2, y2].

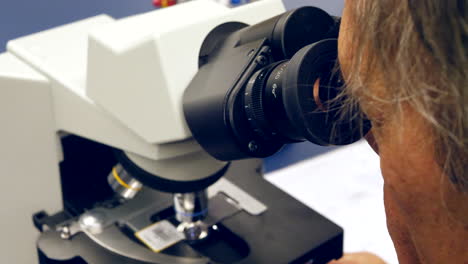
[[338, 0, 467, 223]]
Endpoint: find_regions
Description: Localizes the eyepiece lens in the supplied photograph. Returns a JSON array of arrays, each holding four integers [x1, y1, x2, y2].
[[242, 39, 370, 149]]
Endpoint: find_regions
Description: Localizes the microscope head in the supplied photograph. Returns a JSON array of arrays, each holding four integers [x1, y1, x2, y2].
[[85, 0, 369, 194], [184, 7, 371, 161]]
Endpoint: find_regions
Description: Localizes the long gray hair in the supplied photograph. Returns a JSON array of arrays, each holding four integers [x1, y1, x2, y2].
[[341, 0, 467, 191]]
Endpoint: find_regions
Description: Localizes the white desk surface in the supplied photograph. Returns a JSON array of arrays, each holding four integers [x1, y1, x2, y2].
[[266, 141, 399, 264]]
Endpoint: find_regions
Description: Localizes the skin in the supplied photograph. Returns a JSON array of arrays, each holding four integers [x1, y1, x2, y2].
[[330, 1, 468, 263]]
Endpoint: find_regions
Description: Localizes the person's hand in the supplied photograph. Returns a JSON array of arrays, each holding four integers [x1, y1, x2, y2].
[[328, 252, 386, 264]]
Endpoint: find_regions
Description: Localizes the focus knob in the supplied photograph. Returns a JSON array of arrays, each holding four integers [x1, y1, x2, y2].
[[244, 62, 283, 139]]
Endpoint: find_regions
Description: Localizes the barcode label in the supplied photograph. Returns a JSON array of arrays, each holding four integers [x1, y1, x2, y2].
[[135, 220, 184, 252]]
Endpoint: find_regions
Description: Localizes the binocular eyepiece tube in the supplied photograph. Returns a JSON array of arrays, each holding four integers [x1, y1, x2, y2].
[[184, 6, 371, 161]]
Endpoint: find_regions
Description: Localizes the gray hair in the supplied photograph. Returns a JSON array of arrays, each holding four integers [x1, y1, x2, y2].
[[341, 0, 468, 191]]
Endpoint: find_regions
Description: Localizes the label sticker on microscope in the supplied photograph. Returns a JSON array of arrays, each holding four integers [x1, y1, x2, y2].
[[135, 220, 184, 252]]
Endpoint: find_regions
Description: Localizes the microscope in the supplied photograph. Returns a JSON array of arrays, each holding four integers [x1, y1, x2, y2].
[[0, 0, 370, 263]]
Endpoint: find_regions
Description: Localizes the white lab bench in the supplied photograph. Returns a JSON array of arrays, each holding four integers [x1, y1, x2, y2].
[[267, 141, 399, 264]]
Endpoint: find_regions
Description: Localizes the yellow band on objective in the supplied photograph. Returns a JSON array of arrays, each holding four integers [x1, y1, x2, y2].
[[112, 167, 141, 191]]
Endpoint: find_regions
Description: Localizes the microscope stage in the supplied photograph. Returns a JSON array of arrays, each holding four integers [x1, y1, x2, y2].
[[37, 158, 342, 264]]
